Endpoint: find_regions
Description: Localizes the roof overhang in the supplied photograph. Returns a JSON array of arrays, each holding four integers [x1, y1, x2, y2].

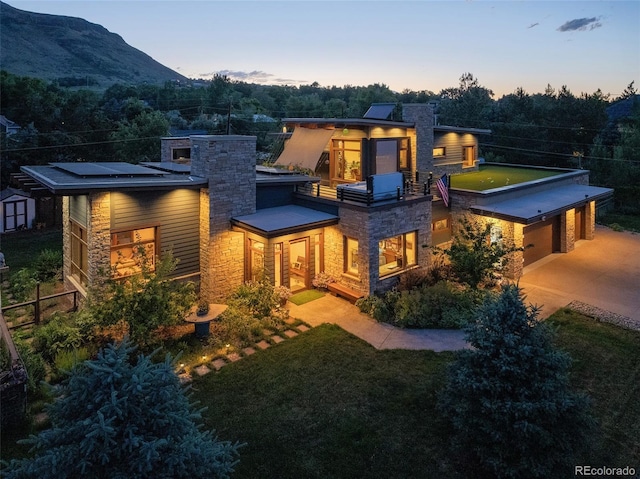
[[20, 164, 208, 195], [231, 205, 338, 238], [434, 125, 492, 135], [283, 118, 413, 128], [470, 184, 613, 224]]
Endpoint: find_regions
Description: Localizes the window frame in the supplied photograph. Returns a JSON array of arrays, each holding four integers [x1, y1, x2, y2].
[[70, 220, 88, 287], [110, 226, 158, 278], [344, 236, 359, 276], [378, 231, 417, 278]]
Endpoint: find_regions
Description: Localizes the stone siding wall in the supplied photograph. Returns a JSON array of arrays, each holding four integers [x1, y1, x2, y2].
[[87, 192, 111, 290], [561, 209, 576, 253], [62, 196, 72, 292], [402, 104, 434, 180], [160, 137, 191, 163], [191, 136, 257, 301], [323, 198, 431, 296]]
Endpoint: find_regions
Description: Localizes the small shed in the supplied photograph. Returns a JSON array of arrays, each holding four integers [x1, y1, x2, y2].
[[0, 188, 36, 232]]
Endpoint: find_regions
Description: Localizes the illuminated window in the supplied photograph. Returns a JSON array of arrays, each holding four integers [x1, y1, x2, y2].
[[378, 232, 417, 278], [463, 146, 475, 167], [399, 138, 411, 170], [432, 218, 450, 231], [249, 239, 265, 281], [274, 242, 282, 287], [432, 217, 452, 245], [110, 227, 157, 278], [70, 221, 88, 286], [344, 237, 359, 276], [433, 147, 446, 158], [332, 140, 361, 182]]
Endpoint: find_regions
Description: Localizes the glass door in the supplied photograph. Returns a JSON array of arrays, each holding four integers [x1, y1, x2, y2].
[[289, 238, 309, 292]]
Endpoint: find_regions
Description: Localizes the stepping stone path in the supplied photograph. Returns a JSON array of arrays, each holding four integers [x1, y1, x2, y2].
[[185, 322, 314, 378], [211, 358, 227, 371]]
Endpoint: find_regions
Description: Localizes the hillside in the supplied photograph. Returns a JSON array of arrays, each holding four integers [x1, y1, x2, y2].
[[0, 1, 188, 86]]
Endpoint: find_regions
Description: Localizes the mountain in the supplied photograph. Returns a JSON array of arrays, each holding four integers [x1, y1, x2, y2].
[[0, 1, 188, 86]]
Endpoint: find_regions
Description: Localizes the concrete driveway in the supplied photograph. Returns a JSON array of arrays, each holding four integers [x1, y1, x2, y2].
[[519, 226, 640, 322]]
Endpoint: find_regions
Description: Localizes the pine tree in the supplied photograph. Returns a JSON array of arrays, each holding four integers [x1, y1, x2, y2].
[[1, 339, 242, 479], [438, 285, 594, 478]]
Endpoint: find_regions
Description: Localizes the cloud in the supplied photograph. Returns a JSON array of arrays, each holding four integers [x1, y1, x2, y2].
[[557, 17, 602, 32], [196, 69, 304, 85]]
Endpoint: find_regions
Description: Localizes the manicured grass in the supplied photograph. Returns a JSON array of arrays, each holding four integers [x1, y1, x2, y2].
[[4, 312, 639, 476], [288, 289, 325, 306], [0, 228, 62, 272], [547, 309, 640, 467], [192, 324, 454, 478], [598, 212, 640, 233], [192, 316, 640, 478], [450, 165, 561, 191]]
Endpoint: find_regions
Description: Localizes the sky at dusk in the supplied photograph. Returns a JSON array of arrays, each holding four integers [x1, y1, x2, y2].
[[5, 0, 640, 98]]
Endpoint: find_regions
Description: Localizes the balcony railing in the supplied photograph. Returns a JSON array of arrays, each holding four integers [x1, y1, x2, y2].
[[295, 177, 434, 206]]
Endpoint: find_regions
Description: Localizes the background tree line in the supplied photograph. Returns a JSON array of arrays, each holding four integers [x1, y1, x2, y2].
[[1, 70, 638, 213]]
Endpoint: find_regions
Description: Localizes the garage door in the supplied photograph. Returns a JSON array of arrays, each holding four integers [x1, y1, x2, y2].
[[523, 216, 560, 266]]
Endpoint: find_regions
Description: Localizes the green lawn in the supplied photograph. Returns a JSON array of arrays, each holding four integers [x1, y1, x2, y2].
[[3, 311, 639, 477], [450, 165, 561, 191], [598, 212, 640, 233], [192, 313, 640, 478], [0, 228, 62, 272]]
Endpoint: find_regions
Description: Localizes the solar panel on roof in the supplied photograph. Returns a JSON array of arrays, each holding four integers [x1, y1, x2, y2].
[[363, 103, 396, 120], [51, 162, 163, 177], [140, 162, 191, 173]]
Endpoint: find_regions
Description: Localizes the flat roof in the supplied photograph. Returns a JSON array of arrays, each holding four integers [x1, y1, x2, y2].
[[21, 162, 207, 195], [434, 125, 492, 135], [470, 184, 613, 224], [231, 205, 338, 238], [282, 118, 413, 128]]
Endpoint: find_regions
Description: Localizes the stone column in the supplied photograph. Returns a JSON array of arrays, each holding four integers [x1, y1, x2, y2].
[[191, 135, 257, 301], [61, 196, 72, 292], [560, 210, 576, 253], [402, 103, 434, 180], [585, 201, 595, 240], [87, 192, 111, 290]]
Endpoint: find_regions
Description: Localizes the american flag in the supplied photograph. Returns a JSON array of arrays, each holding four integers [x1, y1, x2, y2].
[[436, 174, 449, 207]]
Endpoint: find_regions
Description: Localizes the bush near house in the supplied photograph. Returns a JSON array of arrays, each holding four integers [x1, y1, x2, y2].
[[357, 281, 483, 329]]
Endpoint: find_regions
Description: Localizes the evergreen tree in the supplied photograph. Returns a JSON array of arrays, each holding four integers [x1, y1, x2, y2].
[[1, 339, 242, 479], [438, 285, 594, 478]]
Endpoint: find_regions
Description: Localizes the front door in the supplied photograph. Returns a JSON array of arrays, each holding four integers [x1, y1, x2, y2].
[[289, 238, 309, 292]]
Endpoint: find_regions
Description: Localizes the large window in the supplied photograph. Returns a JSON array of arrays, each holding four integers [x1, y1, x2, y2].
[[70, 221, 88, 287], [463, 145, 475, 167], [110, 227, 157, 278], [378, 232, 417, 277], [344, 237, 359, 276], [249, 239, 265, 282], [399, 138, 411, 170], [332, 140, 361, 183]]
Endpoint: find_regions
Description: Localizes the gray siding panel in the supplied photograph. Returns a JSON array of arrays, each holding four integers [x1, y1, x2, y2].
[[69, 195, 88, 226], [111, 190, 200, 278]]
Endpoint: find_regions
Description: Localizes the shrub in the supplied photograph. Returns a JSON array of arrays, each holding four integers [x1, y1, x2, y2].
[[227, 279, 279, 319], [9, 268, 37, 302], [312, 272, 335, 289], [359, 282, 483, 329], [14, 340, 47, 395], [32, 318, 82, 365], [51, 347, 90, 383], [33, 249, 62, 282]]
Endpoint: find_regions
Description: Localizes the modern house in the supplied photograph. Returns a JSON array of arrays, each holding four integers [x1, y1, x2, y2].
[[20, 103, 612, 301]]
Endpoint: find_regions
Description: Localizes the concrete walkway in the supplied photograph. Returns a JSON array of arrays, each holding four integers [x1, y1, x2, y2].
[[287, 294, 468, 352], [519, 226, 640, 322], [288, 226, 640, 352]]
